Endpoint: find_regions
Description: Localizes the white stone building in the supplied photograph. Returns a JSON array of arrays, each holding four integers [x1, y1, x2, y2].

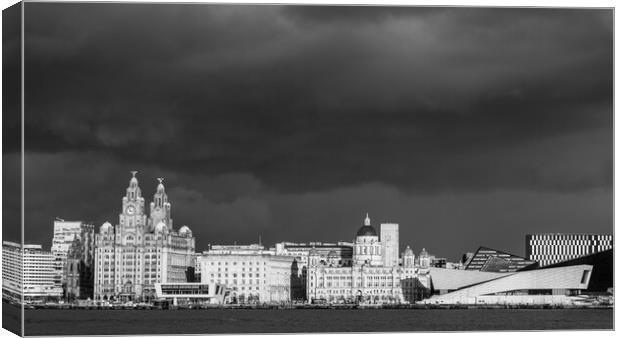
[[94, 172, 195, 302], [306, 215, 431, 304], [198, 245, 295, 304], [271, 241, 354, 301]]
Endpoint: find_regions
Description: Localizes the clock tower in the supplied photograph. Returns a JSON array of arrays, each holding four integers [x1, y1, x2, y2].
[[120, 171, 147, 230]]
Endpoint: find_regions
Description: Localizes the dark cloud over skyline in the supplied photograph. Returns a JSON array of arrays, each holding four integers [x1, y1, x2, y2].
[[10, 4, 612, 260]]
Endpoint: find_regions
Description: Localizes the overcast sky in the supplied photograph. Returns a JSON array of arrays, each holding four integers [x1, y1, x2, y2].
[[8, 4, 612, 260]]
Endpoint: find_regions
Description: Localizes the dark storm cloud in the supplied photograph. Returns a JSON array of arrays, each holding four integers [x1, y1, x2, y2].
[[19, 4, 612, 257], [23, 4, 611, 193]]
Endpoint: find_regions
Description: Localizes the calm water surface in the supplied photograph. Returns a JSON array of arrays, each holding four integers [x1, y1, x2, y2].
[[23, 308, 613, 335]]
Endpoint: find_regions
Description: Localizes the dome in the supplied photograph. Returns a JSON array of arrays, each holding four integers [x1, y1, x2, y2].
[[356, 225, 377, 237], [100, 222, 113, 233], [404, 245, 414, 255], [154, 221, 167, 233], [356, 212, 377, 237], [419, 248, 428, 257], [179, 225, 192, 236]]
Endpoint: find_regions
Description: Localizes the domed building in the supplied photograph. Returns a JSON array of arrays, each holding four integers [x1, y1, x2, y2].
[[306, 213, 432, 305], [402, 246, 415, 268], [353, 214, 383, 266], [93, 172, 196, 302]]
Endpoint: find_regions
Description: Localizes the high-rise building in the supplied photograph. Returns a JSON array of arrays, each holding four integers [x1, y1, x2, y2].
[[526, 233, 613, 267], [2, 241, 63, 303], [380, 223, 399, 267], [51, 220, 95, 298], [94, 172, 196, 302]]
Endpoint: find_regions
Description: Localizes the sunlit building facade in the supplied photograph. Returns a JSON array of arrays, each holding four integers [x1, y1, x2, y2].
[[306, 215, 431, 304], [94, 172, 195, 302], [198, 245, 294, 303], [2, 241, 63, 303]]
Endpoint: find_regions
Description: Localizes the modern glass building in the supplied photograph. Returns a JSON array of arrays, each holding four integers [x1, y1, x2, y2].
[[464, 246, 538, 272]]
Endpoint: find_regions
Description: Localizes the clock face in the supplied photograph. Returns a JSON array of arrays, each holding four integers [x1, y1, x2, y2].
[[126, 205, 136, 215]]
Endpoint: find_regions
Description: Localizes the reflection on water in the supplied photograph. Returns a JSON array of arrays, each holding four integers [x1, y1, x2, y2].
[[24, 308, 613, 335]]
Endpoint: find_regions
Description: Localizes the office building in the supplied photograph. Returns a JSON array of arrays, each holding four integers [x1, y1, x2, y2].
[[2, 241, 63, 303], [198, 246, 295, 303], [526, 233, 613, 267], [51, 219, 95, 299], [94, 172, 196, 302], [380, 223, 399, 267]]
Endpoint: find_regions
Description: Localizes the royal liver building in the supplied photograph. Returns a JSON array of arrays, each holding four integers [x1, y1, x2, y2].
[[94, 172, 195, 302]]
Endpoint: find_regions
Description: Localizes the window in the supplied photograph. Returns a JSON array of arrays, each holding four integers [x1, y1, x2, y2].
[[581, 270, 591, 284]]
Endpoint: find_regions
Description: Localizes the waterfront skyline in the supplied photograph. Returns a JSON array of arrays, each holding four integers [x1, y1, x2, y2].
[[7, 5, 613, 260]]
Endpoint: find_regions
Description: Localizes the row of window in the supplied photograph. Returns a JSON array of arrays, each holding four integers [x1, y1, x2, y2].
[[208, 261, 267, 266]]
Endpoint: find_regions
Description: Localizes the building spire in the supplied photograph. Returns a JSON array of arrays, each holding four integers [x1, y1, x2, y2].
[[153, 177, 167, 207], [364, 213, 371, 226], [156, 178, 165, 193]]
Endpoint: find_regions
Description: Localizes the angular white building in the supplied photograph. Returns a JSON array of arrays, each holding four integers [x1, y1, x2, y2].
[[94, 172, 195, 302], [422, 264, 593, 305]]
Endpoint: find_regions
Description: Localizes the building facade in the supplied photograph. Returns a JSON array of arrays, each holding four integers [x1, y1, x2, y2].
[[380, 223, 399, 267], [306, 215, 431, 304], [94, 172, 196, 302], [51, 220, 95, 299], [271, 241, 354, 301], [154, 282, 227, 305], [2, 241, 63, 303], [526, 233, 613, 267], [198, 245, 295, 304]]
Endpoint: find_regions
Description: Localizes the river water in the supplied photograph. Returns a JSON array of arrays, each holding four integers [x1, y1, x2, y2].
[[21, 308, 613, 335]]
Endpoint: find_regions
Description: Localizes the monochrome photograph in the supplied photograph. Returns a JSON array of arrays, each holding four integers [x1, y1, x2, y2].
[[1, 1, 614, 336]]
